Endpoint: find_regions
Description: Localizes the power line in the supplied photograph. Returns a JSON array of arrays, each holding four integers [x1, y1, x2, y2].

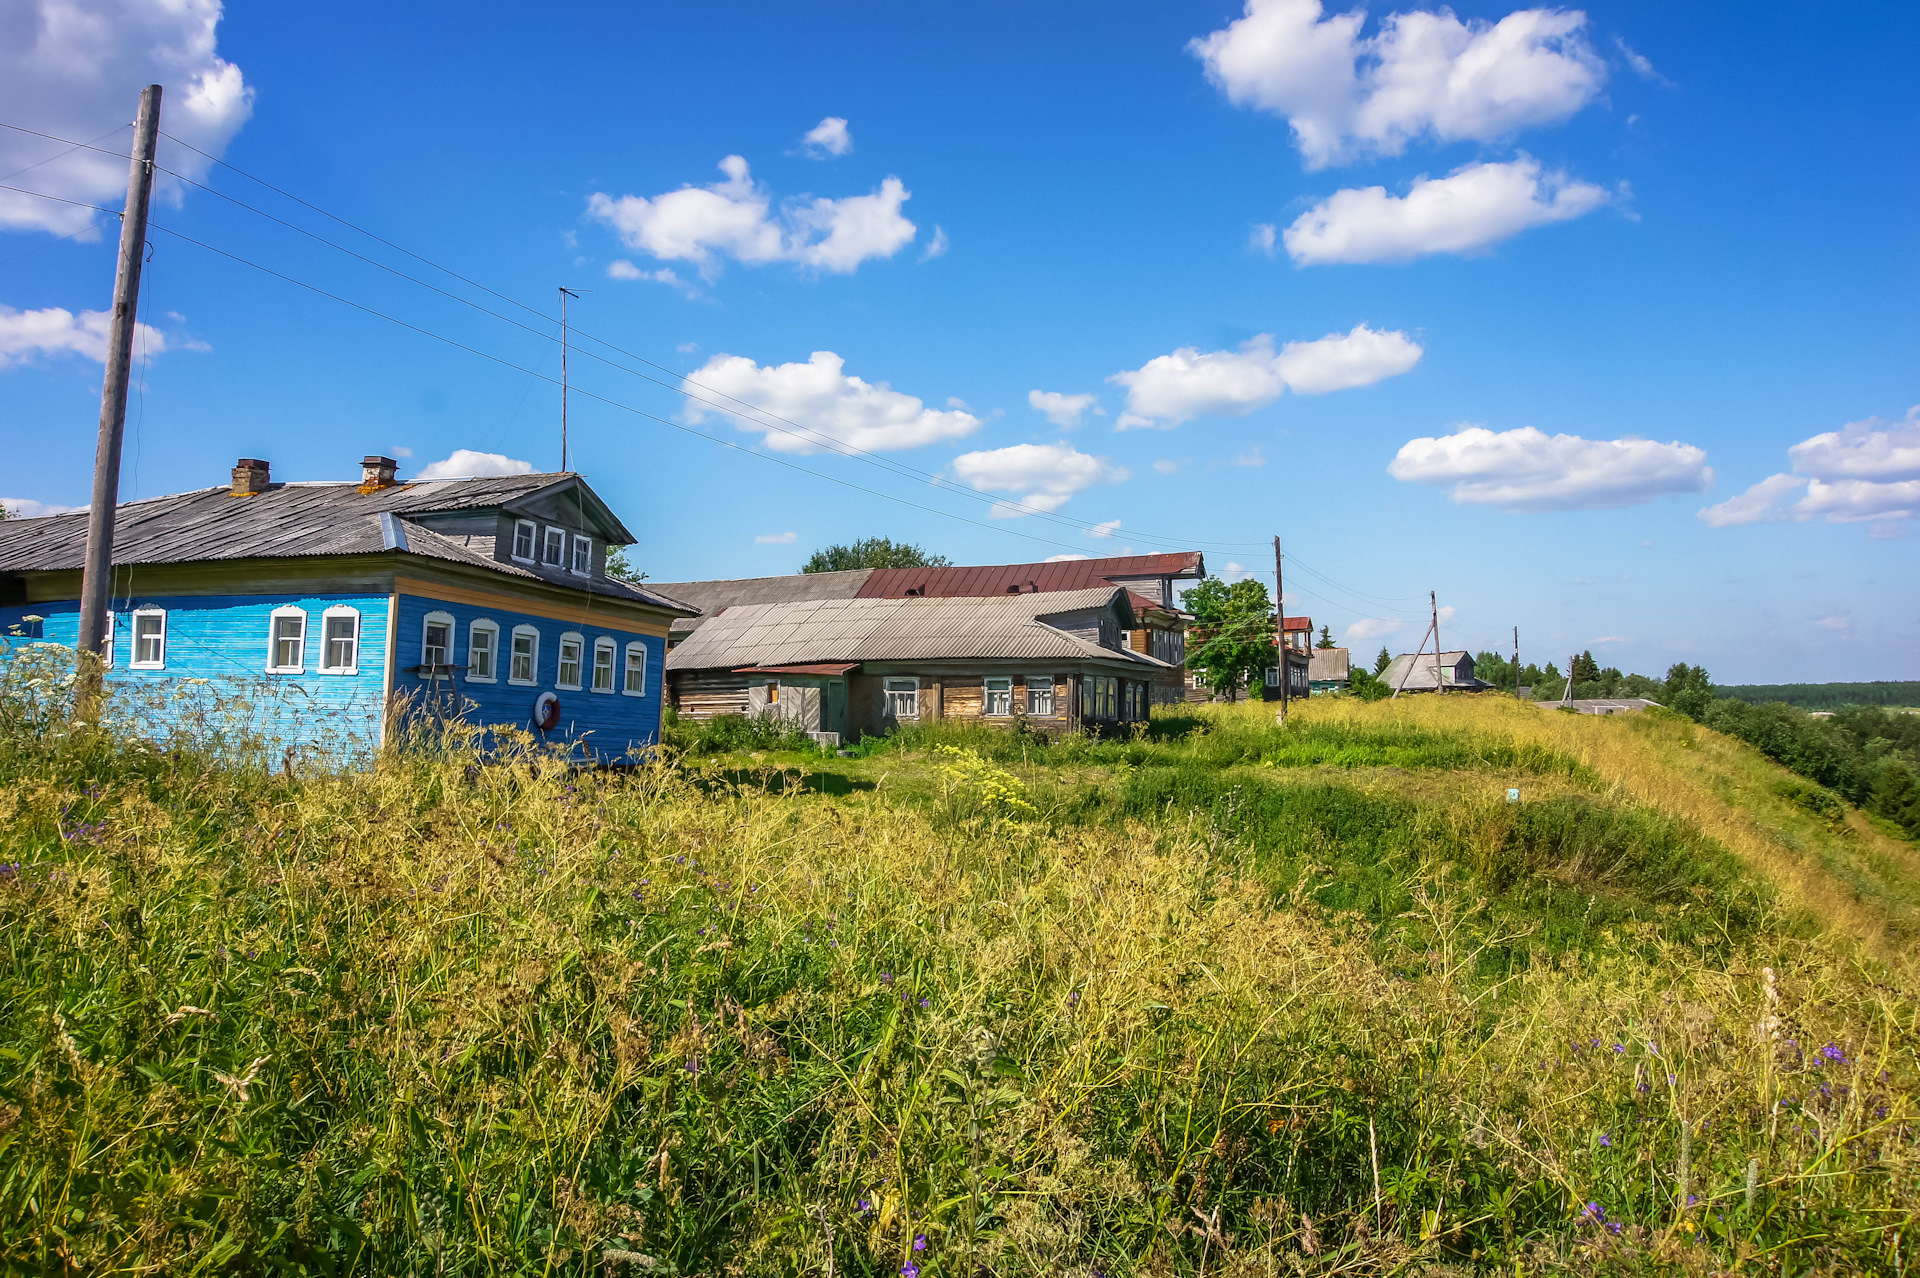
[[0, 123, 129, 184], [145, 218, 1104, 557], [147, 130, 1276, 551]]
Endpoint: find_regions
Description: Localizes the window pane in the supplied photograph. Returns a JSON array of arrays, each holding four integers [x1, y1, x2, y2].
[[593, 643, 614, 690], [1028, 679, 1053, 715], [543, 529, 565, 564], [325, 615, 356, 669], [273, 614, 304, 668], [511, 632, 535, 681], [424, 622, 450, 667], [468, 628, 493, 678], [559, 638, 581, 687], [135, 615, 163, 664], [624, 645, 646, 694], [513, 523, 534, 558], [572, 538, 591, 573]]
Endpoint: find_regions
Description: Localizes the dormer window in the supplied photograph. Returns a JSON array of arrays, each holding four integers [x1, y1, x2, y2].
[[511, 520, 536, 562], [570, 534, 592, 576], [542, 526, 566, 567]]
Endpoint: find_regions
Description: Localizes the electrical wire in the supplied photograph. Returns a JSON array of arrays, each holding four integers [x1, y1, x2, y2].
[[145, 218, 1105, 557], [5, 123, 1427, 610], [148, 131, 1277, 551]]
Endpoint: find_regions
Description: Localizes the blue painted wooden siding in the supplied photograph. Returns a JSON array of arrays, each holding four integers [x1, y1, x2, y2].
[[0, 593, 390, 757], [393, 593, 663, 760]]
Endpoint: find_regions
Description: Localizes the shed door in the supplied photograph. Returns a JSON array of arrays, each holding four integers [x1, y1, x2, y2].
[[825, 680, 846, 734]]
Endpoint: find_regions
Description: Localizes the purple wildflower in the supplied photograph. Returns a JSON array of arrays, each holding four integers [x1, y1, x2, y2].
[[880, 972, 894, 985], [913, 1234, 926, 1251], [919, 997, 930, 1009], [0, 863, 18, 881], [1613, 1044, 1624, 1054], [1582, 1202, 1605, 1222], [901, 1265, 919, 1278], [1606, 1221, 1622, 1236], [1822, 1043, 1847, 1063], [1668, 1073, 1677, 1085], [1598, 1134, 1612, 1147]]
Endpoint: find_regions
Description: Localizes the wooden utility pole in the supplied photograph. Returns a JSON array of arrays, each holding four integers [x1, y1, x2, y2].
[[1429, 590, 1443, 694], [76, 84, 162, 678], [559, 286, 581, 472], [1273, 534, 1287, 724], [1512, 626, 1520, 698]]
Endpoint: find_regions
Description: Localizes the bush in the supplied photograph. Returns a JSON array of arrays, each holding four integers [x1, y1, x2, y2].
[[662, 709, 819, 755]]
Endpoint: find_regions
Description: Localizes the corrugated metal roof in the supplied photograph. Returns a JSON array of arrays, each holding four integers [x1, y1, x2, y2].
[[858, 552, 1204, 600], [0, 476, 691, 614], [667, 588, 1173, 672]]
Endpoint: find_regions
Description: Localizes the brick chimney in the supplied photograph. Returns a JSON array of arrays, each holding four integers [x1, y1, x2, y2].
[[360, 455, 399, 488], [230, 458, 270, 496]]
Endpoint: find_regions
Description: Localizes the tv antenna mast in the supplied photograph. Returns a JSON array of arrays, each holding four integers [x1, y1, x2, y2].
[[558, 286, 588, 472]]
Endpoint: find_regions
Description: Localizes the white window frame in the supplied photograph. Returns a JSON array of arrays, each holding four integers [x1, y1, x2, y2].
[[591, 637, 616, 692], [102, 610, 115, 668], [542, 526, 567, 567], [509, 624, 539, 686], [556, 631, 584, 691], [420, 610, 455, 672], [511, 519, 537, 563], [884, 676, 920, 720], [984, 675, 1013, 716], [318, 605, 361, 675], [1027, 676, 1053, 716], [570, 534, 593, 577], [266, 605, 308, 674], [130, 608, 167, 670], [622, 641, 648, 696], [466, 619, 498, 683]]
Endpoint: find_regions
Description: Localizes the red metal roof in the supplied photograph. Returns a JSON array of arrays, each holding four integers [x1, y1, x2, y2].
[[1283, 615, 1313, 631], [858, 552, 1204, 600]]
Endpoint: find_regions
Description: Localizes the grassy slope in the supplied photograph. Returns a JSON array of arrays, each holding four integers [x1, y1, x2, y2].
[[1, 696, 1917, 1274]]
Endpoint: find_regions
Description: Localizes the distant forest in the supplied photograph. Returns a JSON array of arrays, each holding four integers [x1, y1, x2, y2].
[[1716, 681, 1920, 711]]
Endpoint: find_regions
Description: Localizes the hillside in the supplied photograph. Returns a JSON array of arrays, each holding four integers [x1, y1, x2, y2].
[[2, 687, 1916, 1274], [1715, 681, 1920, 711]]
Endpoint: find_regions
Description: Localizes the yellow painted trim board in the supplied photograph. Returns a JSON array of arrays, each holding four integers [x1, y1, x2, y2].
[[393, 575, 671, 637]]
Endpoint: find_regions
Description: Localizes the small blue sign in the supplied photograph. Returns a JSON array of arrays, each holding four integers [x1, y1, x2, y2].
[[1507, 788, 1520, 804]]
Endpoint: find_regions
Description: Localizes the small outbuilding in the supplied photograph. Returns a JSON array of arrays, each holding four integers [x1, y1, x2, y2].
[[664, 586, 1172, 741], [1308, 646, 1351, 694], [1378, 650, 1491, 693]]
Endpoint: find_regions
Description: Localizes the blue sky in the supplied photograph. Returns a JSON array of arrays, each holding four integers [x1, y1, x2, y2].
[[2, 0, 1915, 683]]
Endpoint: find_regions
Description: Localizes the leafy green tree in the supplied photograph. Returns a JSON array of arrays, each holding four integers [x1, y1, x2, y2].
[[1347, 666, 1391, 702], [1316, 625, 1335, 649], [603, 546, 644, 583], [1473, 650, 1516, 692], [1664, 663, 1715, 720], [1181, 576, 1277, 702], [1571, 650, 1602, 682], [801, 537, 952, 573], [1873, 760, 1920, 839], [1373, 646, 1392, 676]]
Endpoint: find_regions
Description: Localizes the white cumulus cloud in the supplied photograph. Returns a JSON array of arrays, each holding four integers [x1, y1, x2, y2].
[[1086, 518, 1122, 538], [1, 0, 253, 236], [1044, 553, 1092, 562], [1028, 389, 1103, 429], [1700, 408, 1920, 528], [799, 116, 853, 158], [586, 156, 916, 279], [1346, 617, 1405, 639], [1389, 425, 1712, 511], [1273, 323, 1424, 393], [682, 350, 980, 455], [0, 497, 84, 519], [919, 225, 949, 261], [949, 442, 1130, 517], [414, 449, 536, 481], [1111, 324, 1421, 428], [755, 530, 798, 544], [0, 303, 165, 366], [1283, 157, 1610, 265], [1190, 0, 1606, 168]]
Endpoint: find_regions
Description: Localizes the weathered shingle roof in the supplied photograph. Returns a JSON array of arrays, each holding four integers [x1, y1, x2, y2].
[[666, 588, 1173, 672], [647, 569, 873, 623], [0, 476, 692, 614], [858, 552, 1204, 600], [1309, 647, 1350, 681]]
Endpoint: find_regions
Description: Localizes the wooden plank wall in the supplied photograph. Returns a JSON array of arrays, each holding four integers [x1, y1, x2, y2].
[[672, 669, 751, 719]]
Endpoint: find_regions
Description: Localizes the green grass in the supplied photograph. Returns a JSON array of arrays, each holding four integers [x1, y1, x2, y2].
[[1, 680, 1917, 1274]]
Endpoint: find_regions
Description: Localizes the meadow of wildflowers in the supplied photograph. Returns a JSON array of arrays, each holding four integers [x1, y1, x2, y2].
[[0, 653, 1915, 1274]]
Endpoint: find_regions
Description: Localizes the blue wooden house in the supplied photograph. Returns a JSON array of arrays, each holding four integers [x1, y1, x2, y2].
[[0, 455, 695, 762]]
